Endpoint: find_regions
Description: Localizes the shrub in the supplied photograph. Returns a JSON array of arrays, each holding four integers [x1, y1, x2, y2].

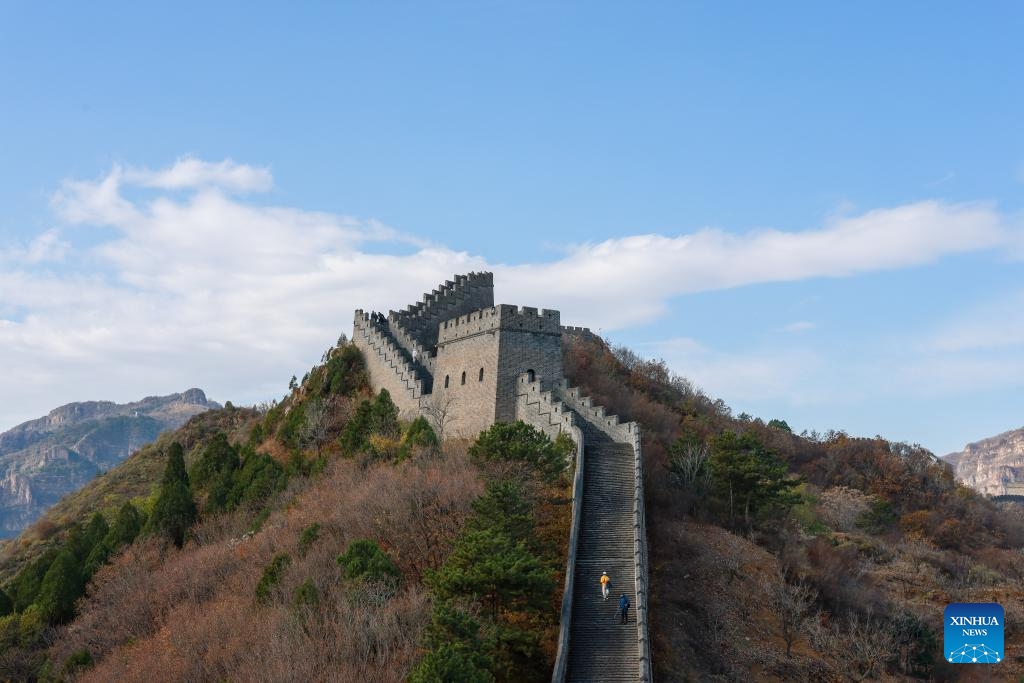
[[292, 579, 320, 608], [61, 648, 94, 676], [298, 522, 321, 556], [469, 422, 567, 485], [401, 416, 439, 459], [856, 499, 896, 534], [337, 540, 401, 584], [255, 553, 292, 604]]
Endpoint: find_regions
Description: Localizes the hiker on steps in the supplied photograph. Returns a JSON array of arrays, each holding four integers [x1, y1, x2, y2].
[[600, 571, 610, 600], [619, 594, 630, 624]]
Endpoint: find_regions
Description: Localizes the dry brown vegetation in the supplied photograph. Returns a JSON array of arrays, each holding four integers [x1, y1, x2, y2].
[[562, 334, 1024, 682], [6, 331, 1021, 682], [50, 452, 483, 682]]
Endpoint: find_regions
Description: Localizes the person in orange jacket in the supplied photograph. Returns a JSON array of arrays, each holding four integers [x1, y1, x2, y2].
[[600, 571, 610, 600]]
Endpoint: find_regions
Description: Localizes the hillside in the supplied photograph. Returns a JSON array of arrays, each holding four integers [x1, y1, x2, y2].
[[0, 390, 219, 540], [0, 340, 570, 682], [561, 334, 1024, 681], [943, 427, 1024, 497], [2, 334, 1023, 681]]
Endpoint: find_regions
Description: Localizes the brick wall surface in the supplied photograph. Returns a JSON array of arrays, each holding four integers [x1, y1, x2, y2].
[[355, 274, 563, 430], [432, 330, 501, 438]]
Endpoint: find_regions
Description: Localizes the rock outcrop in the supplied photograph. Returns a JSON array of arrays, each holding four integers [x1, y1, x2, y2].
[[943, 426, 1024, 496], [0, 389, 219, 538]]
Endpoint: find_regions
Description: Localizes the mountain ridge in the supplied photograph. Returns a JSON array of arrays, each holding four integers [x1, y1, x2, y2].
[[0, 389, 219, 539], [942, 425, 1024, 496]]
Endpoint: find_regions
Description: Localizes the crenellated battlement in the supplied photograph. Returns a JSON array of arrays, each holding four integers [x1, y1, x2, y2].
[[437, 304, 561, 345], [561, 325, 603, 346], [388, 271, 494, 351], [352, 310, 429, 412], [352, 273, 650, 680]]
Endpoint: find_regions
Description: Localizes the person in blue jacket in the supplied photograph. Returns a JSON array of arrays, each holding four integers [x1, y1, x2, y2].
[[618, 593, 630, 624]]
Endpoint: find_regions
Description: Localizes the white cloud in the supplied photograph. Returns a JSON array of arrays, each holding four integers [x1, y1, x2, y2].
[[122, 156, 273, 193], [500, 200, 1016, 330], [2, 157, 1022, 433], [784, 321, 817, 333], [0, 229, 70, 265]]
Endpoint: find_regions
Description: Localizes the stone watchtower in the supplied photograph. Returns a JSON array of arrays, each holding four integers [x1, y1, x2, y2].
[[352, 272, 563, 437], [353, 273, 652, 681]]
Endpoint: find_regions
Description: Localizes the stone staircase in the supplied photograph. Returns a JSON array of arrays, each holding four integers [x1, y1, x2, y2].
[[515, 374, 650, 682], [565, 423, 640, 682], [353, 311, 428, 399]]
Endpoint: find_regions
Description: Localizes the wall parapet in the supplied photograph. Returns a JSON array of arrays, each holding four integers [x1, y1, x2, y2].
[[385, 317, 436, 379], [438, 304, 561, 345], [561, 325, 602, 346], [515, 374, 583, 683], [515, 374, 576, 441], [551, 379, 652, 683], [388, 271, 495, 350], [353, 310, 426, 403], [553, 379, 638, 444]]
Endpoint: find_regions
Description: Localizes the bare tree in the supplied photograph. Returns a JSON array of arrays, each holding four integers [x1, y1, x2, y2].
[[765, 574, 818, 657], [669, 440, 711, 489], [301, 397, 331, 456], [845, 610, 896, 680], [817, 486, 873, 532], [422, 393, 458, 443]]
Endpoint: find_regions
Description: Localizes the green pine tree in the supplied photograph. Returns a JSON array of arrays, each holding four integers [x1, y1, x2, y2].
[[709, 431, 801, 528], [87, 502, 143, 572], [408, 642, 495, 683], [8, 548, 60, 612], [467, 482, 534, 544], [105, 501, 143, 548], [370, 389, 400, 437], [146, 442, 197, 547], [81, 512, 109, 558], [35, 549, 83, 624], [469, 422, 568, 484], [340, 399, 373, 454], [189, 432, 238, 485], [0, 587, 13, 617], [427, 527, 553, 619]]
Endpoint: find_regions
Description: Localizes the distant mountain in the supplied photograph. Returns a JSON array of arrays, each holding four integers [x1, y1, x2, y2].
[[0, 389, 219, 538], [943, 426, 1024, 496]]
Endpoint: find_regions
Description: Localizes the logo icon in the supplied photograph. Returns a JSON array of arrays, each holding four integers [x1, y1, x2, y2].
[[944, 603, 1004, 664]]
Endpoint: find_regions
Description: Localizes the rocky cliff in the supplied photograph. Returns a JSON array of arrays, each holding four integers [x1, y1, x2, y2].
[[943, 426, 1024, 496], [0, 389, 219, 538]]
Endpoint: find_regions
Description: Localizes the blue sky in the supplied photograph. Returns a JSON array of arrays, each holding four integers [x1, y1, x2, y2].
[[1, 2, 1022, 456]]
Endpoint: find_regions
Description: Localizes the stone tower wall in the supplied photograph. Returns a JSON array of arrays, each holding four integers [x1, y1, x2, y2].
[[388, 271, 494, 352], [355, 275, 566, 437], [434, 305, 564, 432], [494, 309, 563, 423], [431, 328, 501, 438], [352, 310, 425, 419]]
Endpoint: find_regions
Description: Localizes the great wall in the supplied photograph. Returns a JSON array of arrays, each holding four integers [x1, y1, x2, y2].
[[353, 272, 651, 682]]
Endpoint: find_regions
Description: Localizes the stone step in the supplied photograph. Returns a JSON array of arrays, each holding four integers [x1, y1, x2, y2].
[[564, 413, 642, 683]]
